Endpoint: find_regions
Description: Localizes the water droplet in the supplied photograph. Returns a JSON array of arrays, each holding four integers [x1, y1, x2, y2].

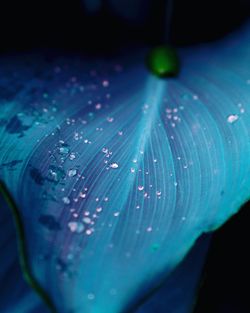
[[95, 103, 102, 110], [138, 186, 144, 191], [110, 163, 119, 169], [83, 217, 92, 224], [74, 132, 80, 140], [69, 153, 76, 160], [114, 212, 120, 217], [130, 168, 135, 173], [62, 197, 70, 204], [87, 293, 95, 300], [102, 80, 109, 87], [68, 221, 85, 233], [147, 227, 153, 232], [59, 147, 69, 154], [68, 169, 77, 177], [107, 117, 114, 123], [102, 147, 109, 154], [227, 114, 239, 124], [86, 229, 93, 235], [151, 243, 160, 251], [156, 191, 161, 196], [79, 192, 87, 198]]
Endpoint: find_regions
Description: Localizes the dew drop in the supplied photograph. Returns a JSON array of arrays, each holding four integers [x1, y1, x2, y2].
[[79, 192, 87, 198], [83, 217, 92, 224], [102, 80, 109, 87], [102, 147, 109, 154], [68, 221, 85, 233], [95, 103, 102, 110], [227, 114, 239, 124], [62, 197, 70, 204], [86, 229, 93, 235], [68, 169, 77, 177], [138, 186, 144, 191], [87, 293, 95, 300], [110, 163, 119, 169], [59, 147, 69, 154], [69, 153, 76, 160], [107, 117, 114, 123]]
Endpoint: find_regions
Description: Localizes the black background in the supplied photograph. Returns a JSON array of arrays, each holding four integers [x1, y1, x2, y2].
[[0, 1, 250, 312], [194, 201, 250, 313], [0, 0, 250, 55]]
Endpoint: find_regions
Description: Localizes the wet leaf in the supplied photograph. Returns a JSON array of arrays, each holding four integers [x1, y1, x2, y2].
[[0, 23, 250, 313]]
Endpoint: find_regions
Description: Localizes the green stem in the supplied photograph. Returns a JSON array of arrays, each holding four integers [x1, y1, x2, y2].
[[0, 181, 57, 313]]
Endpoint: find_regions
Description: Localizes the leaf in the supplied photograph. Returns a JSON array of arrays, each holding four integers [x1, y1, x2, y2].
[[134, 235, 211, 313], [0, 184, 51, 313], [0, 23, 250, 313]]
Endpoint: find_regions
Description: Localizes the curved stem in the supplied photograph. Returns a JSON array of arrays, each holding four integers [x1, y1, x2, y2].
[[0, 181, 57, 313]]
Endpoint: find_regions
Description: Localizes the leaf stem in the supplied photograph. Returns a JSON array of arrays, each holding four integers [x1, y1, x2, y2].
[[0, 180, 57, 313]]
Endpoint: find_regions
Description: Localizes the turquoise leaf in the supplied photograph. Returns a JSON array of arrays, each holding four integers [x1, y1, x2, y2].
[[0, 22, 250, 312]]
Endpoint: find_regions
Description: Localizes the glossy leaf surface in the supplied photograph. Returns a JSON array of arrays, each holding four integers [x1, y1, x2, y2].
[[0, 23, 250, 313]]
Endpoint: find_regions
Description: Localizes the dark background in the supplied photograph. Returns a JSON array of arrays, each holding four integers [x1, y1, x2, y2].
[[0, 1, 250, 312], [194, 201, 250, 313], [0, 0, 250, 55]]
